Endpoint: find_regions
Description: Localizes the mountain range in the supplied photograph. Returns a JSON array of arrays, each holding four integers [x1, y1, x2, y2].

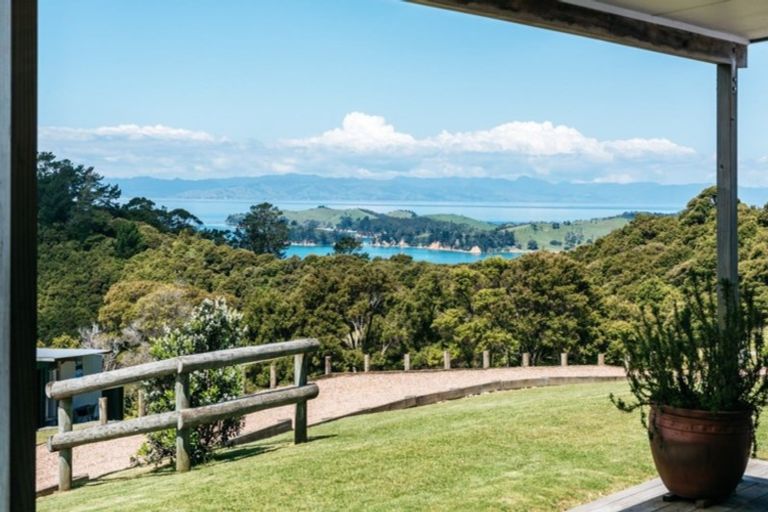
[[110, 174, 768, 209]]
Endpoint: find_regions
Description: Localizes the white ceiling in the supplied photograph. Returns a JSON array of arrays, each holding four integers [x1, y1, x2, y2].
[[565, 0, 768, 43]]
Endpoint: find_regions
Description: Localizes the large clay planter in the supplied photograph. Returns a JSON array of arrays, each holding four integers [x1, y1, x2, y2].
[[649, 405, 752, 500]]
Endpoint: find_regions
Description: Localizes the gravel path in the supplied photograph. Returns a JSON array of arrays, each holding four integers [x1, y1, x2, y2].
[[36, 365, 624, 491]]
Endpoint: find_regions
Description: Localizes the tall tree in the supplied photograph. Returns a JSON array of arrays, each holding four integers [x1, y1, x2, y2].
[[231, 203, 290, 256]]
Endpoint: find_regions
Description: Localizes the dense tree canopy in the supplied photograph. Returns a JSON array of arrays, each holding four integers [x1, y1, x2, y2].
[[37, 155, 768, 390]]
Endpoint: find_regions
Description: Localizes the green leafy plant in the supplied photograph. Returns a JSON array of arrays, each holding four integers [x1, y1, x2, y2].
[[142, 298, 247, 465], [612, 278, 768, 450]]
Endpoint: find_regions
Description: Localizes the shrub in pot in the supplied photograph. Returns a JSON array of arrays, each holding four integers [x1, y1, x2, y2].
[[612, 279, 768, 501]]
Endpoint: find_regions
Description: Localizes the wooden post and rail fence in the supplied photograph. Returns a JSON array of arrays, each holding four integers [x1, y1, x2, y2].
[[319, 350, 608, 373], [45, 338, 321, 492]]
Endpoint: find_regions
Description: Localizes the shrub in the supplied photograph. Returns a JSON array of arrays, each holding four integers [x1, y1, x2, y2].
[[612, 278, 768, 451], [142, 298, 247, 465]]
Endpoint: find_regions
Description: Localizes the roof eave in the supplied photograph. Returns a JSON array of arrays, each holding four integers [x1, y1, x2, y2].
[[406, 0, 748, 67]]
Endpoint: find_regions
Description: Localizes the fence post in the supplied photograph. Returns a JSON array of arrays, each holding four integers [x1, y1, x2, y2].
[[175, 373, 191, 472], [404, 353, 410, 372], [364, 354, 370, 372], [270, 363, 277, 389], [99, 396, 108, 425], [561, 353, 568, 367], [598, 353, 605, 366], [138, 388, 146, 417], [522, 352, 530, 367], [443, 351, 451, 370], [324, 355, 332, 376], [294, 353, 309, 444], [483, 350, 490, 369], [58, 398, 73, 491]]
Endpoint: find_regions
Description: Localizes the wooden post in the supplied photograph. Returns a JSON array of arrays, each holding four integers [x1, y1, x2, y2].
[[363, 354, 370, 372], [99, 397, 108, 425], [58, 398, 73, 491], [717, 61, 739, 321], [443, 351, 451, 370], [138, 389, 146, 417], [404, 353, 410, 372], [175, 373, 191, 472], [522, 353, 530, 367], [324, 355, 331, 375], [482, 350, 490, 369], [561, 353, 568, 367], [294, 353, 309, 444], [598, 353, 605, 366], [1, 0, 37, 506], [269, 363, 277, 389]]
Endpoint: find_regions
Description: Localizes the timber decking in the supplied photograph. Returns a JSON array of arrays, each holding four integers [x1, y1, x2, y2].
[[569, 459, 768, 512]]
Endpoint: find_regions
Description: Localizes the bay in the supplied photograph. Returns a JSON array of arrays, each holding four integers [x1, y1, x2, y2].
[[140, 196, 678, 264], [146, 197, 679, 228], [285, 244, 521, 264]]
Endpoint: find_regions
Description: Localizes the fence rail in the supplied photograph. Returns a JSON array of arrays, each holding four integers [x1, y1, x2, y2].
[[46, 338, 320, 492]]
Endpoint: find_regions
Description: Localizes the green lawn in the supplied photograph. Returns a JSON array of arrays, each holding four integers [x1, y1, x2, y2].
[[37, 382, 768, 512]]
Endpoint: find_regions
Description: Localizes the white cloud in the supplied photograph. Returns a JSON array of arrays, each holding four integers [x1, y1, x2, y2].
[[40, 124, 218, 142], [284, 114, 695, 163], [283, 112, 416, 152], [39, 115, 705, 183]]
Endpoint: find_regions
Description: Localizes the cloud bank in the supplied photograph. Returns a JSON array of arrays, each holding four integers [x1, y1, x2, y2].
[[39, 112, 729, 184]]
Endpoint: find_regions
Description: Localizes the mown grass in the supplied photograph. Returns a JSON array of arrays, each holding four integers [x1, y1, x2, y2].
[[37, 382, 768, 512]]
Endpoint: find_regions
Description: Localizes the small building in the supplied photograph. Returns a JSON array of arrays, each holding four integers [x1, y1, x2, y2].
[[36, 348, 112, 427]]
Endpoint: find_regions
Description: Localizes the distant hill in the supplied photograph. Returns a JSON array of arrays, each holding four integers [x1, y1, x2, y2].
[[111, 174, 768, 208], [282, 206, 378, 226], [280, 205, 636, 252], [503, 214, 637, 251]]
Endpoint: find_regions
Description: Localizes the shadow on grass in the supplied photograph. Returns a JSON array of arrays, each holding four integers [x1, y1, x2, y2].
[[212, 443, 279, 463], [74, 434, 339, 491], [307, 434, 337, 443]]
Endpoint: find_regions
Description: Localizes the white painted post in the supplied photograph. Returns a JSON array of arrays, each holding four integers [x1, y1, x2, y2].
[[522, 353, 530, 367], [561, 353, 568, 367], [482, 350, 490, 369], [598, 353, 605, 366], [324, 356, 332, 376], [404, 353, 410, 371], [364, 354, 370, 372], [443, 351, 451, 370]]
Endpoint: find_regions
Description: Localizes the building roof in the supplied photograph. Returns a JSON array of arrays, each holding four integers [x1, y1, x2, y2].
[[36, 348, 109, 363], [566, 0, 768, 44]]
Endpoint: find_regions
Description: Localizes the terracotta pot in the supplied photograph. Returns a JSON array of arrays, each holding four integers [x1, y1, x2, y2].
[[648, 405, 752, 500]]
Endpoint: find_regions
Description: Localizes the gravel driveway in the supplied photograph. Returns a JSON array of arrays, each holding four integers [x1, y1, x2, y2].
[[36, 365, 624, 492]]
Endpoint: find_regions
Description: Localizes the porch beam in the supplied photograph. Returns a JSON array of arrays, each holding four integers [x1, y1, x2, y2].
[[0, 0, 37, 510], [406, 0, 747, 67], [717, 62, 739, 314]]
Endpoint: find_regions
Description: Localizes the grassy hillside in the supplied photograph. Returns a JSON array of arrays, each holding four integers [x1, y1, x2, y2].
[[282, 206, 380, 226], [39, 382, 671, 512], [423, 213, 496, 231], [504, 214, 635, 251]]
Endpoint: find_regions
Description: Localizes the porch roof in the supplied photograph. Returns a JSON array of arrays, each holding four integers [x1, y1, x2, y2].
[[407, 0, 768, 67]]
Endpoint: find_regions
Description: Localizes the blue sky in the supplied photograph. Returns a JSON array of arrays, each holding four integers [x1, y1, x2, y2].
[[39, 0, 768, 186]]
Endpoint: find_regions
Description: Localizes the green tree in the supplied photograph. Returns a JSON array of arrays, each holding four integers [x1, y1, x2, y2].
[[37, 152, 120, 239], [333, 236, 362, 255], [114, 221, 147, 258], [143, 298, 247, 465], [232, 203, 290, 256]]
